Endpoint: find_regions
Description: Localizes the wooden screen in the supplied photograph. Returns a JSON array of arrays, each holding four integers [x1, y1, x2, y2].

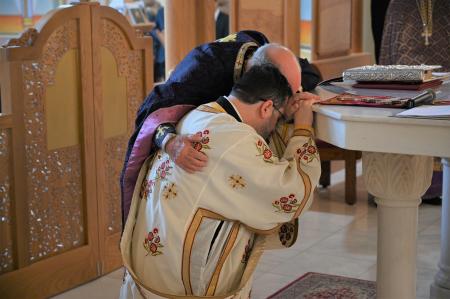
[[0, 3, 152, 298]]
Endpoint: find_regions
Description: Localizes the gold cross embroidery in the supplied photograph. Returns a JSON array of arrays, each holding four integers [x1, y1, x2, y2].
[[155, 126, 166, 140], [422, 27, 432, 46]]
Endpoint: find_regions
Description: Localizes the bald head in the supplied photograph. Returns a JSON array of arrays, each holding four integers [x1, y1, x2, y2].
[[248, 44, 302, 93]]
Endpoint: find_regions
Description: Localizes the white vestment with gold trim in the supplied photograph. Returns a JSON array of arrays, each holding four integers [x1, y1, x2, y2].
[[120, 103, 321, 298]]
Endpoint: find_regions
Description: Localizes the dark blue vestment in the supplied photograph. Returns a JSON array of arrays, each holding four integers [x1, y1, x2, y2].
[[121, 30, 321, 224]]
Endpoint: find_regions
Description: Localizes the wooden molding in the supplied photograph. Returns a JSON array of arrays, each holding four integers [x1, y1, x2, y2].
[[312, 52, 373, 80]]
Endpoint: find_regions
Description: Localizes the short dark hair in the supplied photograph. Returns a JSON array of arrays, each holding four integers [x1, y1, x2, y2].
[[230, 64, 293, 108]]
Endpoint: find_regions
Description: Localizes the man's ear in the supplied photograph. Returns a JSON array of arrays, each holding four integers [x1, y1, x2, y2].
[[259, 100, 273, 119]]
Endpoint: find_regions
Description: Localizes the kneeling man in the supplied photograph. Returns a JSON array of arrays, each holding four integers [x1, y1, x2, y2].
[[120, 64, 321, 298]]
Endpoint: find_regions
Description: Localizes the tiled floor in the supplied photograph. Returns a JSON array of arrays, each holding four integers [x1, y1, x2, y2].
[[52, 162, 441, 299]]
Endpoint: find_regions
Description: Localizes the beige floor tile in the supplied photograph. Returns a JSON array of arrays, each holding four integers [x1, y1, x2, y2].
[[262, 227, 336, 262], [417, 232, 441, 270], [51, 270, 122, 299], [251, 272, 299, 299], [106, 268, 125, 280], [357, 264, 377, 281], [418, 205, 442, 232], [419, 217, 441, 236], [306, 230, 377, 262], [417, 267, 437, 299], [253, 258, 285, 279], [298, 210, 362, 234], [266, 251, 374, 278], [342, 209, 378, 235]]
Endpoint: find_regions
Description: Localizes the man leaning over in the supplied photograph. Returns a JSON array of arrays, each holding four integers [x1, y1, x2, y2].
[[122, 42, 321, 226], [120, 64, 321, 298]]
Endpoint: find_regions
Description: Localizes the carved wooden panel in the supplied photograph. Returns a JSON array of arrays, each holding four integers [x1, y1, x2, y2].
[[100, 19, 144, 235], [0, 129, 13, 274], [230, 0, 299, 54], [91, 5, 152, 274], [21, 20, 85, 262], [235, 0, 283, 42], [312, 0, 352, 59]]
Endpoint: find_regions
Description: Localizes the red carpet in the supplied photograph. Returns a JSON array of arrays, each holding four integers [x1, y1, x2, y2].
[[266, 272, 376, 299]]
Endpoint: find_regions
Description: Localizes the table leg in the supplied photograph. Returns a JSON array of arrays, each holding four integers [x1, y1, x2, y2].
[[363, 152, 433, 299], [430, 158, 450, 299]]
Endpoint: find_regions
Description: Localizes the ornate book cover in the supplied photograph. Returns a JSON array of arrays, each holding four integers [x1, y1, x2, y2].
[[343, 65, 441, 82], [320, 93, 409, 108], [320, 93, 450, 109]]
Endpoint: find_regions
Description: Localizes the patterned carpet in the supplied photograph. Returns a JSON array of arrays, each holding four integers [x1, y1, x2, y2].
[[266, 272, 376, 299]]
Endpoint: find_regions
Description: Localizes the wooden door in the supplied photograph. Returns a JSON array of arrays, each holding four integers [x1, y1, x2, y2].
[[90, 5, 153, 274], [0, 4, 99, 298], [0, 3, 153, 297]]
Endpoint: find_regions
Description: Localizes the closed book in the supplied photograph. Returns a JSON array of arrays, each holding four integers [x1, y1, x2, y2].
[[343, 65, 441, 82], [353, 78, 443, 90]]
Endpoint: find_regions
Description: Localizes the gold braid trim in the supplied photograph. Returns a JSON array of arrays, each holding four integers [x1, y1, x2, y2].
[[233, 42, 258, 83], [197, 102, 227, 114]]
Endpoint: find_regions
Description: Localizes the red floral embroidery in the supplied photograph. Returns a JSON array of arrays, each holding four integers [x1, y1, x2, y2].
[[140, 178, 154, 198], [143, 227, 164, 256], [140, 159, 172, 198], [241, 238, 253, 263], [296, 138, 319, 163], [272, 193, 300, 213], [193, 129, 212, 153], [256, 139, 274, 163]]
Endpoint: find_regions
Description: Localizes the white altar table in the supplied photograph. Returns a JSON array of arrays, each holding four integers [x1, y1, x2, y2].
[[313, 102, 450, 299]]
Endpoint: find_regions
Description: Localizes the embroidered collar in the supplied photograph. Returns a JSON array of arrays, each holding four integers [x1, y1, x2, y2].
[[216, 96, 242, 122]]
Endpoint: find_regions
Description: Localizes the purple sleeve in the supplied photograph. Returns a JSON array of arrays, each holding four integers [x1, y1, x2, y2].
[[122, 104, 194, 222]]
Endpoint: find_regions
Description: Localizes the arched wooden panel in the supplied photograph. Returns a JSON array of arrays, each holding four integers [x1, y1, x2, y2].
[[91, 4, 152, 274], [230, 0, 299, 54], [45, 49, 82, 150]]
